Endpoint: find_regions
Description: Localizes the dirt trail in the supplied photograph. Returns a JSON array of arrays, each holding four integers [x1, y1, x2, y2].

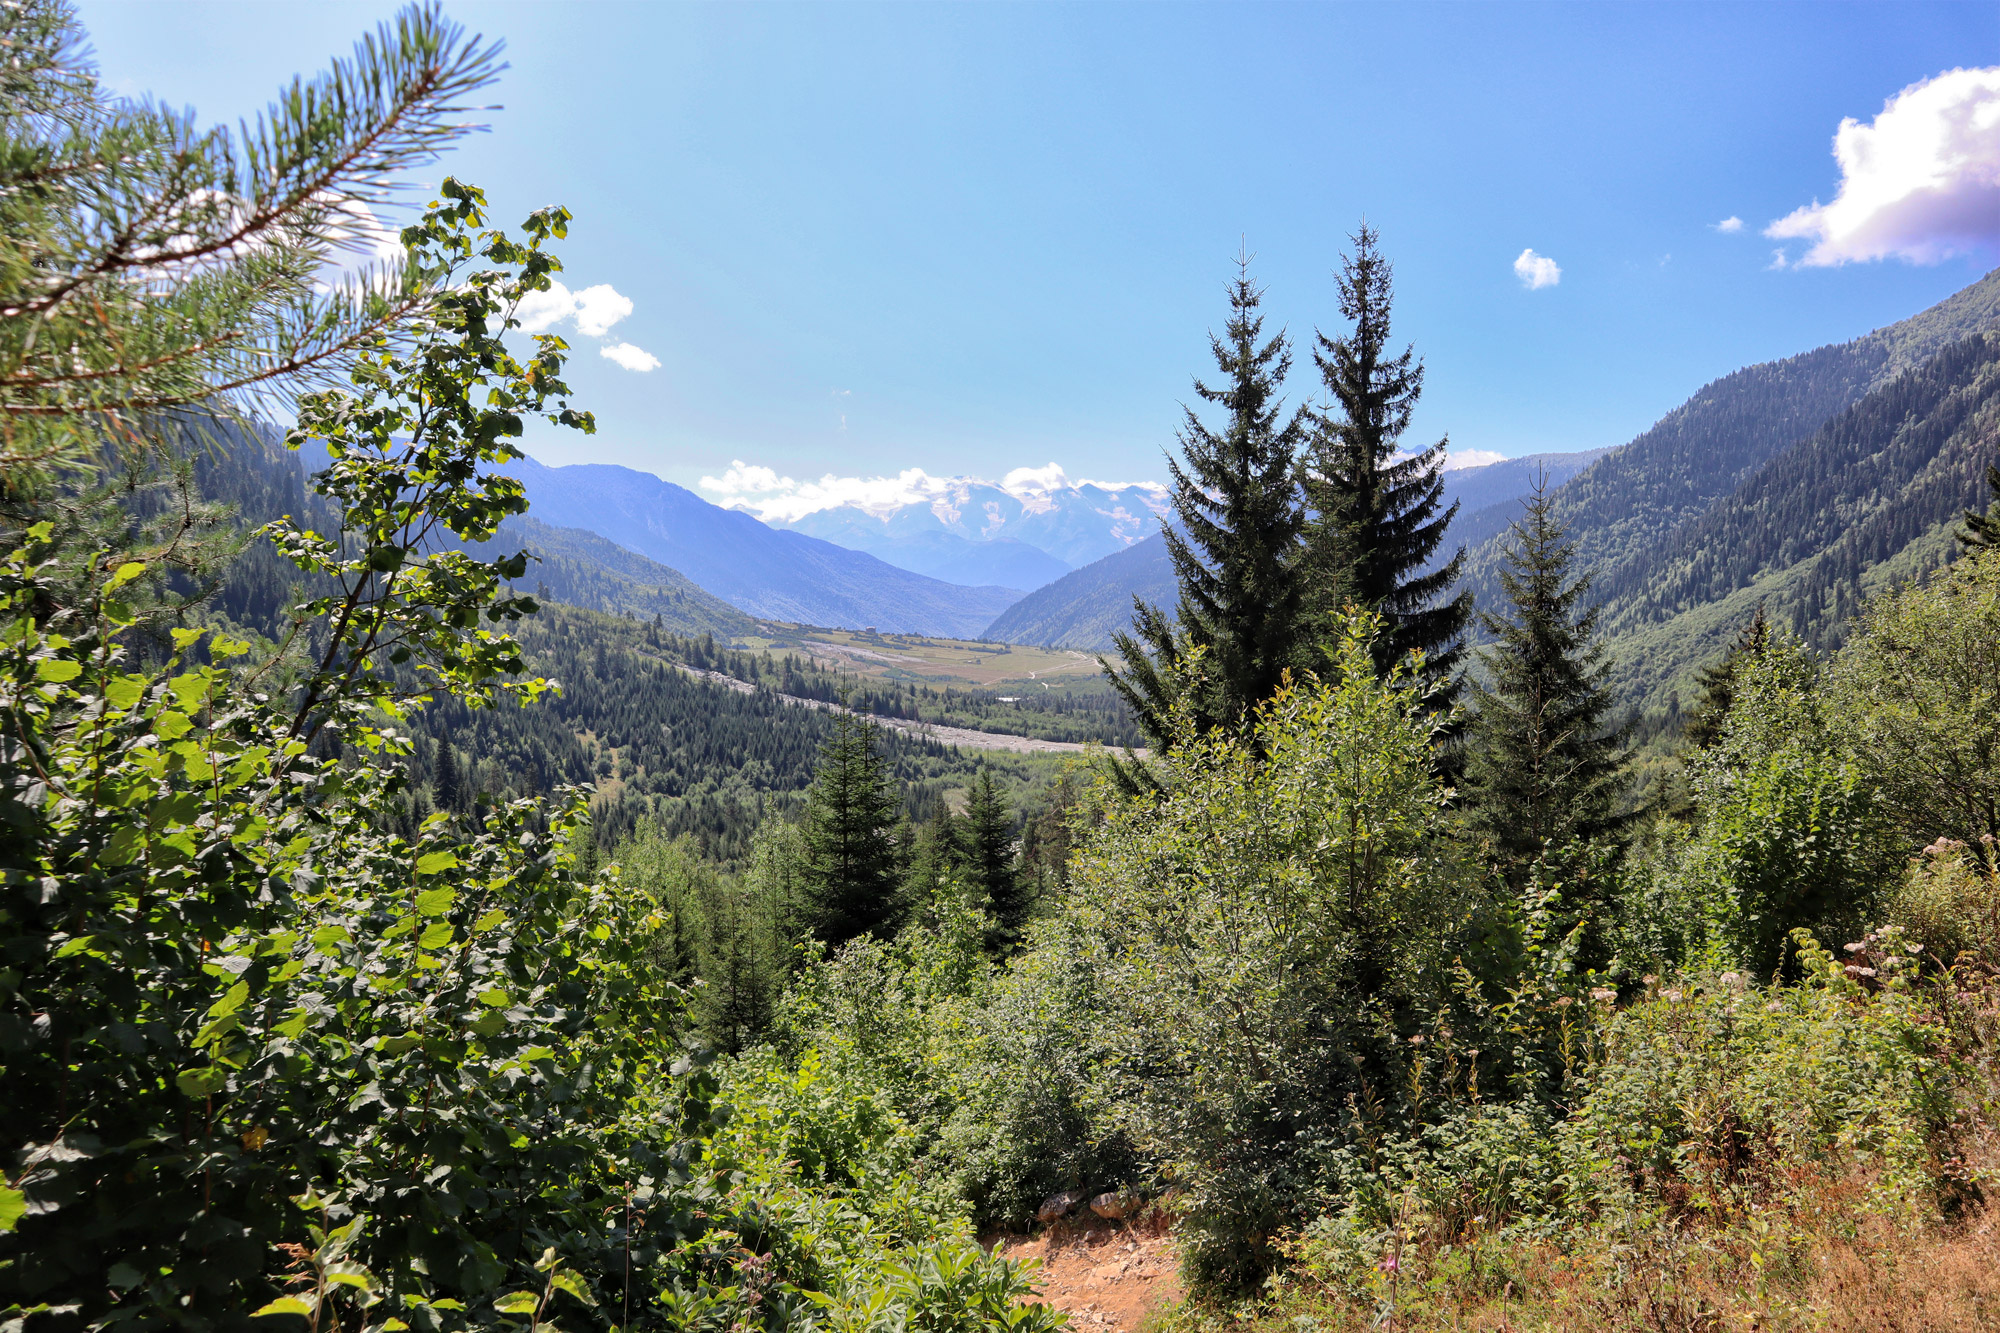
[[998, 1217, 1181, 1333]]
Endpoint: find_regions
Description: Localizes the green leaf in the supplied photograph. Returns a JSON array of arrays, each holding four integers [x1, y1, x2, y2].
[[415, 887, 454, 917], [548, 1271, 596, 1307], [35, 659, 81, 683], [473, 909, 507, 933], [0, 1185, 24, 1234], [107, 561, 146, 590], [104, 674, 146, 710], [252, 1296, 316, 1318], [415, 851, 459, 876], [492, 1292, 539, 1315], [177, 1066, 227, 1098], [419, 921, 454, 950]]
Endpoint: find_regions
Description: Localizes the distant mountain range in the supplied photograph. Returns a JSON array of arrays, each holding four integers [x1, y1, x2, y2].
[[503, 456, 1023, 638], [752, 471, 1171, 589]]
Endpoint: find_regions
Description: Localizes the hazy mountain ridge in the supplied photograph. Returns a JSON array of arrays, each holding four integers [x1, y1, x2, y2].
[[766, 473, 1171, 586], [981, 533, 1177, 649], [507, 456, 1024, 637]]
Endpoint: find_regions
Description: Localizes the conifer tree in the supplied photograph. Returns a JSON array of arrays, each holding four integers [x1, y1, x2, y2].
[[798, 710, 904, 945], [1105, 258, 1306, 760], [432, 733, 464, 813], [1300, 225, 1468, 689], [1959, 459, 2000, 551], [903, 798, 964, 905], [1463, 479, 1629, 874], [962, 767, 1031, 952], [1684, 605, 1772, 750]]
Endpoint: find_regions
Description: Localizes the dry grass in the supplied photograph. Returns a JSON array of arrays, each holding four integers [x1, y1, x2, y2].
[[1163, 970, 2000, 1333], [1172, 1178, 2000, 1331]]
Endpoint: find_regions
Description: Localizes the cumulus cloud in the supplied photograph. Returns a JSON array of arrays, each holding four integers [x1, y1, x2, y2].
[[600, 341, 660, 372], [1444, 449, 1507, 471], [1767, 66, 2000, 266], [512, 280, 658, 371], [1513, 248, 1561, 289], [697, 460, 1168, 524], [1714, 216, 1745, 233], [515, 280, 634, 336]]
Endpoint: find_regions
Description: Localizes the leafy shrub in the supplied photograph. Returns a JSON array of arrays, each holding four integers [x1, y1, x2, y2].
[[933, 915, 1139, 1230], [1833, 548, 2000, 848], [1889, 836, 2000, 967], [1051, 615, 1478, 1293], [1681, 635, 1893, 974], [1560, 931, 1956, 1213]]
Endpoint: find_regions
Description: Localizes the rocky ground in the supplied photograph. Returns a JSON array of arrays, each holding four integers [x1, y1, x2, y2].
[[997, 1213, 1182, 1333]]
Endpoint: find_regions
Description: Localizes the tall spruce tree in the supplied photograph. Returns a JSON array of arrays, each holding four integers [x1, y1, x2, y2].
[[1463, 479, 1629, 874], [962, 767, 1031, 953], [1104, 257, 1306, 761], [1960, 459, 2000, 551], [1300, 225, 1469, 689], [798, 710, 904, 945]]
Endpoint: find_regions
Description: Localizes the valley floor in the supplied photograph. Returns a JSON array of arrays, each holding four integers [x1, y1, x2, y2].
[[673, 662, 1132, 756]]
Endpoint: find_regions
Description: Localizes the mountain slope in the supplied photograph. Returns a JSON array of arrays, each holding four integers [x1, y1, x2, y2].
[[982, 534, 1175, 650], [507, 456, 1023, 637], [1440, 449, 1614, 558], [1462, 267, 2000, 623], [1598, 331, 2000, 708], [796, 528, 1069, 591], [475, 516, 756, 639]]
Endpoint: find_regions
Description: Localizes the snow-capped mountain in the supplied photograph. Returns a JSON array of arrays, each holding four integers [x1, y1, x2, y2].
[[699, 462, 1171, 591]]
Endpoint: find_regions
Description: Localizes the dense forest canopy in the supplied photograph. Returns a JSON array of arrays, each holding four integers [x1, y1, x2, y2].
[[5, 6, 2000, 1333]]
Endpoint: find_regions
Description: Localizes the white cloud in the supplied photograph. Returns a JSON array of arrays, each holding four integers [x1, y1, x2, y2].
[[1513, 248, 1561, 289], [599, 341, 660, 372], [572, 284, 635, 337], [326, 197, 405, 264], [513, 280, 636, 336], [1444, 449, 1507, 471], [696, 460, 1169, 524], [1767, 66, 2000, 266], [1000, 463, 1074, 497], [1714, 216, 1745, 234]]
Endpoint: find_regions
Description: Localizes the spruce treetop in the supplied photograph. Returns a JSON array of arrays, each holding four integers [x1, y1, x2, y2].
[[1301, 224, 1469, 689]]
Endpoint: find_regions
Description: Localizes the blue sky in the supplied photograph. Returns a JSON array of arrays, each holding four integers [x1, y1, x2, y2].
[[80, 1, 2000, 502]]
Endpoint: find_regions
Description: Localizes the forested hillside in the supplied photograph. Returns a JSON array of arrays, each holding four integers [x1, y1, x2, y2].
[[1464, 264, 2000, 704], [1600, 330, 2000, 705]]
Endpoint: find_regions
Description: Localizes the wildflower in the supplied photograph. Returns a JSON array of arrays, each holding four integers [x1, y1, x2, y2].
[[1590, 988, 1617, 1003], [1719, 972, 1742, 987], [1408, 1034, 1425, 1045], [1843, 942, 1866, 953], [1553, 996, 1574, 1008], [1379, 1255, 1399, 1273], [1663, 988, 1683, 1003]]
